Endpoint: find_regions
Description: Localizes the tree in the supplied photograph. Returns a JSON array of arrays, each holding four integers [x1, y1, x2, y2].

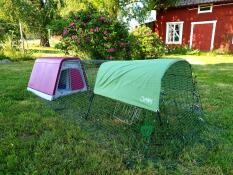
[[119, 0, 180, 22], [91, 0, 120, 18], [1, 0, 64, 47], [60, 0, 121, 18]]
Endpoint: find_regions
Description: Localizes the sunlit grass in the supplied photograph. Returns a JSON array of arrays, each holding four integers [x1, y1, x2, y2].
[[164, 54, 233, 65]]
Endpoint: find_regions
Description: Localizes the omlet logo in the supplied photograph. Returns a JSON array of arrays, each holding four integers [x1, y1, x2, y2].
[[140, 96, 153, 105]]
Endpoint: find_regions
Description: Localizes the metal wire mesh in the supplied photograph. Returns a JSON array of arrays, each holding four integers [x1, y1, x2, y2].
[[152, 61, 205, 157], [40, 60, 205, 166]]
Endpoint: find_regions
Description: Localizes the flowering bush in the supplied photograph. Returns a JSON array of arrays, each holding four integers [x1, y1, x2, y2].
[[131, 25, 164, 59], [59, 9, 133, 60]]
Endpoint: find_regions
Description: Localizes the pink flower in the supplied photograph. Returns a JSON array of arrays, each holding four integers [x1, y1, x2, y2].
[[107, 48, 117, 53], [71, 35, 77, 40], [94, 27, 99, 32], [63, 27, 69, 35], [69, 22, 75, 27], [108, 56, 113, 60], [90, 28, 94, 32], [74, 16, 79, 20], [77, 41, 80, 45], [103, 30, 108, 35], [98, 16, 105, 21], [63, 31, 69, 35]]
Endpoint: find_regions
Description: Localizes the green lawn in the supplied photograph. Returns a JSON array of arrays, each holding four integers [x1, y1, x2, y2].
[[0, 56, 233, 174]]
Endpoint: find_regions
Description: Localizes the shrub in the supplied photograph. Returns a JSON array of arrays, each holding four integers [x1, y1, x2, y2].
[[2, 44, 33, 61], [131, 25, 164, 59], [59, 9, 133, 60], [166, 45, 200, 55], [0, 52, 10, 60]]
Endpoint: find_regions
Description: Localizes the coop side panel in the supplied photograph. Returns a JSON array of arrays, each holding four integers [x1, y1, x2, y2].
[[28, 61, 60, 95]]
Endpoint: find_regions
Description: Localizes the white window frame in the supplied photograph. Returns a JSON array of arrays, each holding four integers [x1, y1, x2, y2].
[[166, 21, 184, 45], [198, 4, 213, 14]]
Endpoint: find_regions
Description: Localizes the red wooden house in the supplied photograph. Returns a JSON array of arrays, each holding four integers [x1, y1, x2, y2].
[[155, 0, 233, 52]]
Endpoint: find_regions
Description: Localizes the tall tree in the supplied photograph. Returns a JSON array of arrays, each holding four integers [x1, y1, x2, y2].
[[119, 0, 180, 22], [1, 0, 63, 47], [60, 0, 120, 18]]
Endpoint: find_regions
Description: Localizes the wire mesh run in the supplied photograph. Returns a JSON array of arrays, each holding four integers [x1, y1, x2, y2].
[[113, 102, 142, 125], [42, 60, 205, 166]]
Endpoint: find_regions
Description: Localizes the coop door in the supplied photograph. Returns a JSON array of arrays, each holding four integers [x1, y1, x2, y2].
[[58, 69, 69, 90], [70, 69, 85, 90]]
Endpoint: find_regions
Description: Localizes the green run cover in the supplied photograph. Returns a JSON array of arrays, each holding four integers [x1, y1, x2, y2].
[[94, 59, 185, 112]]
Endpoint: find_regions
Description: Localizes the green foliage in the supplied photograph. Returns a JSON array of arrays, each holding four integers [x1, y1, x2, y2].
[[91, 0, 120, 18], [1, 0, 64, 47], [59, 9, 133, 60], [0, 19, 20, 44], [0, 41, 32, 61], [131, 25, 164, 59], [0, 52, 10, 60], [120, 0, 180, 23], [166, 45, 201, 55], [3, 50, 33, 61], [49, 18, 67, 35], [61, 0, 120, 18]]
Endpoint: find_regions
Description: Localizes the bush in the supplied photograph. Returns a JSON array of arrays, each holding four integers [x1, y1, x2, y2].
[[1, 44, 33, 61], [166, 45, 200, 55], [0, 52, 10, 60], [59, 9, 133, 60], [131, 25, 164, 59], [3, 50, 33, 61]]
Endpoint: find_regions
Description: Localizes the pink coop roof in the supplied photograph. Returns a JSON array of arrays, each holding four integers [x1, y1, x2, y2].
[[28, 57, 80, 96]]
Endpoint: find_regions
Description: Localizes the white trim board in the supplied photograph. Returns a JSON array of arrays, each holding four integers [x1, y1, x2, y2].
[[189, 20, 217, 51], [27, 87, 54, 101]]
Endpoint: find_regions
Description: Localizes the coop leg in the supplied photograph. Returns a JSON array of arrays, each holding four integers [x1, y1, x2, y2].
[[85, 93, 94, 119], [156, 112, 162, 126]]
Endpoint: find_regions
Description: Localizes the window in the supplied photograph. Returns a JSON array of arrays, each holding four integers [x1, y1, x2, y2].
[[198, 4, 213, 13], [166, 22, 183, 44]]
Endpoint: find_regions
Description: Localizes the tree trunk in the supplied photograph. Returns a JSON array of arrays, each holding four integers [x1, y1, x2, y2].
[[40, 31, 50, 47]]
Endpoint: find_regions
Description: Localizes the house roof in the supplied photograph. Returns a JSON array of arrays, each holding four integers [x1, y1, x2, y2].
[[177, 0, 233, 7]]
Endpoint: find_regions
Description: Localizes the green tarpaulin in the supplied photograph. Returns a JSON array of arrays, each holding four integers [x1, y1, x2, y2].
[[94, 59, 187, 112]]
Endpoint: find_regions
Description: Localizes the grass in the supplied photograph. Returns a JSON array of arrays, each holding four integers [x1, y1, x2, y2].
[[0, 56, 233, 174], [165, 54, 233, 65]]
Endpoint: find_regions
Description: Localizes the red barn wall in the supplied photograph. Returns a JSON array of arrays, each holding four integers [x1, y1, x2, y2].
[[155, 3, 233, 52]]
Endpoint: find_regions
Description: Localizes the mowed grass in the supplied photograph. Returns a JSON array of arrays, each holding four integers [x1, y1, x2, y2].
[[0, 57, 233, 174]]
